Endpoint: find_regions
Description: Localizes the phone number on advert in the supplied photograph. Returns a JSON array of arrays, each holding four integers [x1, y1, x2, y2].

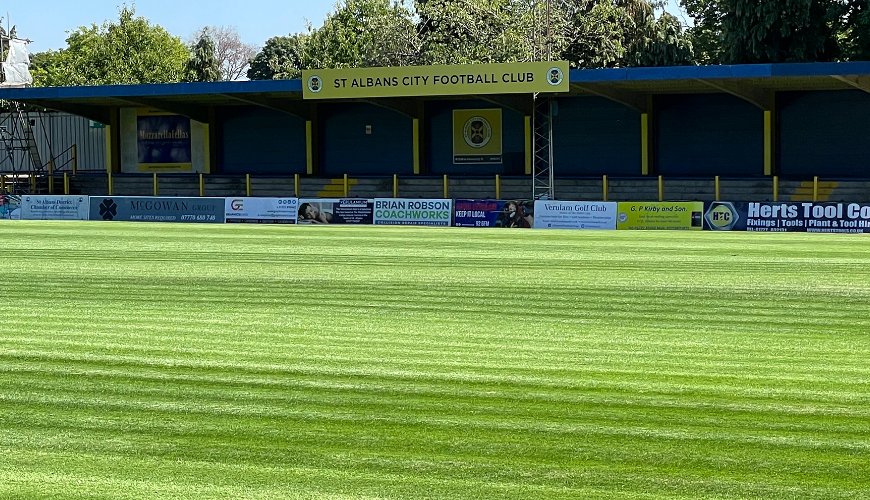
[[180, 214, 217, 221]]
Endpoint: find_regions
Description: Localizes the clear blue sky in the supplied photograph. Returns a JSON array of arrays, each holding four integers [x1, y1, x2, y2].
[[9, 0, 687, 55], [7, 1, 339, 53]]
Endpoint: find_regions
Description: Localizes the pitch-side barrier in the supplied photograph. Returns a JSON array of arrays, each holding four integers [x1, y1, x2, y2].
[[4, 195, 870, 233]]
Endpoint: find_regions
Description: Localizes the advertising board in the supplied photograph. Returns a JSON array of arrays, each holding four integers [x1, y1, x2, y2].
[[21, 195, 89, 220], [225, 197, 298, 224], [373, 198, 453, 226], [297, 198, 374, 224], [705, 201, 870, 233], [533, 201, 617, 230], [617, 202, 704, 230], [89, 197, 225, 223]]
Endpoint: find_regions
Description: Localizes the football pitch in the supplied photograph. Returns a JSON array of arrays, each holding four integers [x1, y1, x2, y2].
[[1, 221, 868, 499]]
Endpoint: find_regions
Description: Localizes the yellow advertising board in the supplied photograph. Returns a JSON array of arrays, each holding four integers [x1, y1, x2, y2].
[[302, 61, 569, 99], [617, 202, 705, 230], [453, 109, 503, 164]]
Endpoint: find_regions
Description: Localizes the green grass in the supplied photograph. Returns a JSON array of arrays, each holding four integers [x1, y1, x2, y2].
[[1, 221, 868, 499]]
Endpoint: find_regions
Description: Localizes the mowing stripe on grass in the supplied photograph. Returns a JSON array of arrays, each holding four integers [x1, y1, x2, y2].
[[1, 221, 868, 499]]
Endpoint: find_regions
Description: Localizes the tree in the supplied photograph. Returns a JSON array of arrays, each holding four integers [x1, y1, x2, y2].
[[416, 0, 546, 64], [29, 51, 67, 87], [247, 0, 420, 79], [186, 28, 221, 82], [620, 1, 694, 66], [681, 0, 845, 64], [680, 0, 724, 64], [560, 0, 694, 68], [305, 0, 421, 68], [843, 0, 870, 60], [32, 6, 188, 86], [193, 26, 258, 81], [719, 0, 842, 63], [560, 0, 631, 68], [247, 34, 309, 80]]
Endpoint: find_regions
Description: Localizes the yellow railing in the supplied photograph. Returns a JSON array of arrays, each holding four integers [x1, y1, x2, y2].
[[67, 173, 845, 204]]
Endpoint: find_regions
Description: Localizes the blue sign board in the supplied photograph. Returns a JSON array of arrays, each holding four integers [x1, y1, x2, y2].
[[705, 201, 870, 233], [89, 197, 226, 223], [453, 199, 533, 228]]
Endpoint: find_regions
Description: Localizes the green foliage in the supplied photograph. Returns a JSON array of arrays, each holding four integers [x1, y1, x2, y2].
[[32, 6, 188, 86], [416, 0, 544, 64], [2, 223, 870, 498], [305, 0, 420, 68], [248, 0, 421, 79], [624, 12, 695, 66], [682, 0, 856, 64], [561, 0, 694, 68], [245, 0, 694, 75], [843, 0, 870, 59], [719, 0, 843, 63], [29, 50, 71, 87], [246, 34, 309, 80], [560, 0, 630, 67], [185, 29, 221, 82], [680, 0, 724, 64]]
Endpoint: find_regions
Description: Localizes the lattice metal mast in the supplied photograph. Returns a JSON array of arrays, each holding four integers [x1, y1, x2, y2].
[[531, 0, 556, 200]]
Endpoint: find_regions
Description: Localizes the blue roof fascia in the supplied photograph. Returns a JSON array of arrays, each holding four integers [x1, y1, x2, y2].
[[0, 79, 303, 100], [4, 61, 870, 102], [569, 61, 870, 84]]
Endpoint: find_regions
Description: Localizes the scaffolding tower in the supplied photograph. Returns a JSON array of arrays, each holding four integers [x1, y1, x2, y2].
[[531, 0, 556, 200], [0, 23, 46, 195]]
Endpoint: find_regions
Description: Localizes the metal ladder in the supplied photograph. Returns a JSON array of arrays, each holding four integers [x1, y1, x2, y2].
[[14, 102, 43, 173]]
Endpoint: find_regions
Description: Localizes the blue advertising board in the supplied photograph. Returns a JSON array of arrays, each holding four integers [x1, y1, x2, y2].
[[705, 201, 870, 233], [89, 196, 225, 223], [453, 199, 534, 228], [0, 194, 20, 219], [137, 113, 192, 171]]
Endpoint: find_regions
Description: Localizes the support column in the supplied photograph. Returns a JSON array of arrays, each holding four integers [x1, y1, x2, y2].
[[641, 112, 650, 176], [412, 118, 420, 175], [305, 120, 314, 175], [764, 110, 774, 176], [524, 116, 532, 175]]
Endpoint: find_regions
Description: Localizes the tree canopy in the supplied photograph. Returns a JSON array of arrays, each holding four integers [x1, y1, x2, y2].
[[198, 26, 259, 81], [245, 0, 697, 81], [32, 7, 189, 86], [246, 34, 310, 80], [186, 29, 221, 82], [680, 0, 867, 64], [28, 0, 870, 87]]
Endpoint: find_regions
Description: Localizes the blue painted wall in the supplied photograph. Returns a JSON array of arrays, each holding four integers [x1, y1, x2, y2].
[[426, 99, 525, 175], [655, 94, 763, 177], [552, 97, 641, 176], [219, 107, 306, 174], [319, 102, 413, 176], [778, 90, 870, 178]]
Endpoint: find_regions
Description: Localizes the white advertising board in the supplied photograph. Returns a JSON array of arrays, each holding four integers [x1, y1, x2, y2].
[[225, 197, 299, 223], [533, 201, 617, 229]]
